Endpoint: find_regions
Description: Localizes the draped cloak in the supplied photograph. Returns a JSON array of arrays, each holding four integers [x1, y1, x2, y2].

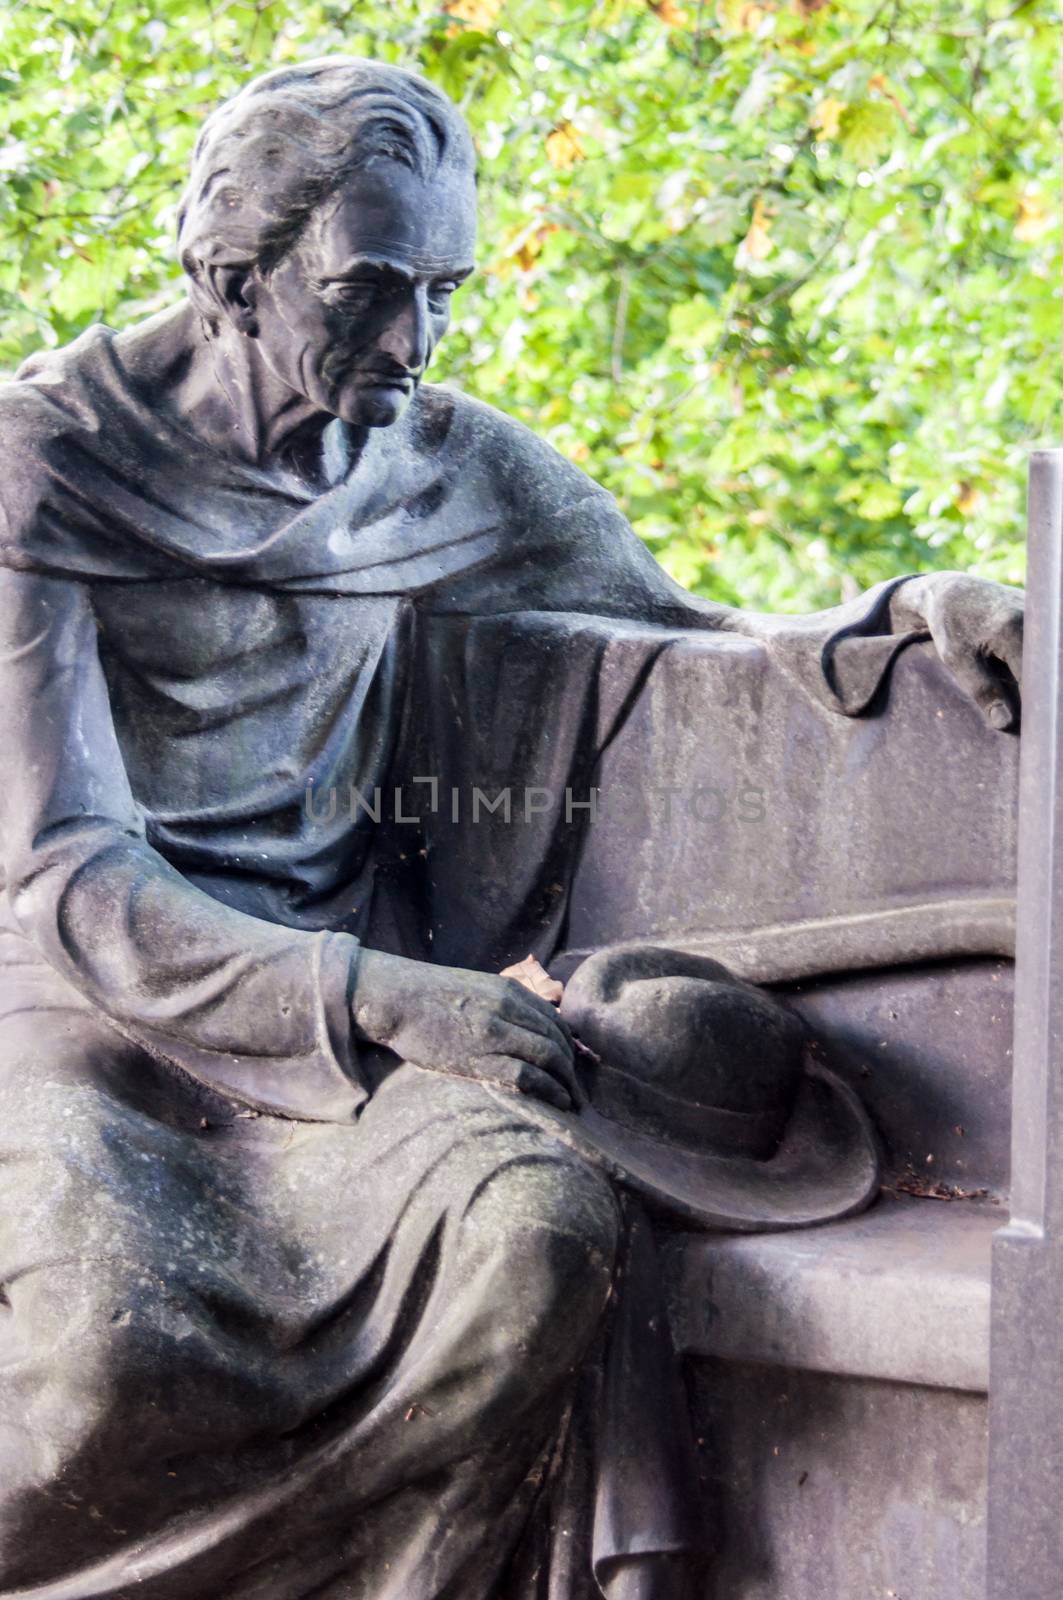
[[0, 315, 924, 1600]]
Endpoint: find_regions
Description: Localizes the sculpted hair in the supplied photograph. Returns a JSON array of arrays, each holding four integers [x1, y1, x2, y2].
[[176, 57, 476, 283]]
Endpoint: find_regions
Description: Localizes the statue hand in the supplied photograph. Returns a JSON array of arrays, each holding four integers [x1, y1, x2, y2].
[[891, 572, 1024, 732], [351, 949, 579, 1109]]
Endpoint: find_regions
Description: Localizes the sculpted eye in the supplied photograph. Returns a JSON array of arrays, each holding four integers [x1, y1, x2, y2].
[[323, 280, 377, 306], [428, 281, 458, 312]]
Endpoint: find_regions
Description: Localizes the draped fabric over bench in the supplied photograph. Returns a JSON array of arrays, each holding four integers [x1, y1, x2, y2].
[[413, 615, 1018, 982]]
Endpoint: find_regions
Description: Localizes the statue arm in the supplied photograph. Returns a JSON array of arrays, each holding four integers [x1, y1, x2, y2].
[[485, 487, 922, 716], [437, 403, 1020, 723], [0, 566, 365, 1121], [699, 568, 1022, 726], [526, 489, 1024, 725]]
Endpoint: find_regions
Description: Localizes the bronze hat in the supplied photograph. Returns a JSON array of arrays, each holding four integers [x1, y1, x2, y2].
[[549, 944, 881, 1232]]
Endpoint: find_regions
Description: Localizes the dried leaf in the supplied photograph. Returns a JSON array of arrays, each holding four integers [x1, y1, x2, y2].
[[739, 196, 774, 263], [888, 1177, 993, 1203], [810, 96, 845, 141], [1016, 189, 1050, 243], [738, 2, 767, 30], [444, 0, 504, 30], [651, 0, 691, 24], [500, 955, 565, 1005], [719, 0, 767, 31], [868, 72, 910, 125], [545, 122, 585, 169]]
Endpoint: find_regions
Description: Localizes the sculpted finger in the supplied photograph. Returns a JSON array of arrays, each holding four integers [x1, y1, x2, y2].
[[495, 1025, 580, 1106], [994, 613, 1023, 692], [500, 989, 574, 1055], [516, 1060, 574, 1109], [480, 1055, 573, 1110], [940, 642, 1018, 732]]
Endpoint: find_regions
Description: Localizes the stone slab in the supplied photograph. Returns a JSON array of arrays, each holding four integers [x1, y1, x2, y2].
[[689, 1358, 988, 1600], [668, 1193, 997, 1393]]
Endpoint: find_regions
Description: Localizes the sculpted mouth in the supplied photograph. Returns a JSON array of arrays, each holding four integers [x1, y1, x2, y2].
[[322, 352, 416, 389], [333, 362, 417, 385]]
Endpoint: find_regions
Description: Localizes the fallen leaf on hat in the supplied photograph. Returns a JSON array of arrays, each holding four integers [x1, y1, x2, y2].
[[500, 954, 564, 1005]]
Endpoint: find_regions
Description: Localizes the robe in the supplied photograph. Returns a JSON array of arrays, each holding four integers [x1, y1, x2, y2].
[[0, 310, 923, 1599]]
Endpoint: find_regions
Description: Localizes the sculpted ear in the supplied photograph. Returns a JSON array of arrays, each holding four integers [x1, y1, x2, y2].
[[180, 252, 259, 337]]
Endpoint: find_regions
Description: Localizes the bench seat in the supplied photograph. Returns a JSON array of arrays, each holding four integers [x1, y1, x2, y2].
[[667, 1192, 997, 1394]]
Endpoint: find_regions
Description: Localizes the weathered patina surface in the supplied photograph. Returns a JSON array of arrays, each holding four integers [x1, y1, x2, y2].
[[0, 57, 1023, 1600]]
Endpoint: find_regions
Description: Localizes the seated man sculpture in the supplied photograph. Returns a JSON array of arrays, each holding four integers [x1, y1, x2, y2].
[[0, 56, 1023, 1600]]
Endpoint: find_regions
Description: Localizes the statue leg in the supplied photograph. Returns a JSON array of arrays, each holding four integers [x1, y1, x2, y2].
[[0, 1033, 621, 1600]]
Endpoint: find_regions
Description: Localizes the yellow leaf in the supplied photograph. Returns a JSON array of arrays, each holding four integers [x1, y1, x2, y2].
[[445, 0, 504, 30], [955, 482, 982, 516], [546, 122, 584, 169], [651, 0, 691, 24], [485, 217, 561, 276], [718, 0, 766, 28], [739, 196, 774, 262], [811, 96, 845, 140], [1016, 190, 1050, 243], [516, 237, 541, 270]]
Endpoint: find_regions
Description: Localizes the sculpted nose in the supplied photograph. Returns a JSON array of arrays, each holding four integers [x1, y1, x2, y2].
[[378, 289, 429, 375]]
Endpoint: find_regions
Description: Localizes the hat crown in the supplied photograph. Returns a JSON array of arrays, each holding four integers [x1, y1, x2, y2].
[[553, 944, 881, 1231], [562, 950, 806, 1160]]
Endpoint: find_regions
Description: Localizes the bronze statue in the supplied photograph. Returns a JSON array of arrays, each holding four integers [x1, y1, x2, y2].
[[0, 58, 1023, 1599]]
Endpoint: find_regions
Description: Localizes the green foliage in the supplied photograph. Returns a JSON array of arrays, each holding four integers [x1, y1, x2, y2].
[[0, 0, 1048, 609]]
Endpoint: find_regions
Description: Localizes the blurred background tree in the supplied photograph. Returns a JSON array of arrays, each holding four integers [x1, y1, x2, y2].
[[0, 0, 1050, 608]]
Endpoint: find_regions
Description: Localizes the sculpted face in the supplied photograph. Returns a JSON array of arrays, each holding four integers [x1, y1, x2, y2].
[[242, 158, 477, 428]]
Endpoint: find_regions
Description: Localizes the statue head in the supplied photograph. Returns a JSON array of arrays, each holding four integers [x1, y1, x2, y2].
[[177, 58, 478, 428]]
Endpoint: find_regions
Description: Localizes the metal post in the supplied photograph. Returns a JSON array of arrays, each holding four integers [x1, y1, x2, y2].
[[988, 449, 1063, 1597]]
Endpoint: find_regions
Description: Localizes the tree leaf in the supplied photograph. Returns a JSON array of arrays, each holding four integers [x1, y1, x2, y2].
[[838, 101, 896, 167], [545, 121, 584, 168]]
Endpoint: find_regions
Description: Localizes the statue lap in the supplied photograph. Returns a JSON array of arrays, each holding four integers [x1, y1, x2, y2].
[[0, 971, 618, 1595]]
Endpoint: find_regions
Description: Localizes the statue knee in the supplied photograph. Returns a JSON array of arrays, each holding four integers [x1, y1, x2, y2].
[[469, 1152, 620, 1365], [1, 1255, 273, 1473], [3, 1260, 173, 1454]]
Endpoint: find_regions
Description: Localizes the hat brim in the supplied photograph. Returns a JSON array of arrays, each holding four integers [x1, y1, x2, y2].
[[488, 1061, 881, 1232]]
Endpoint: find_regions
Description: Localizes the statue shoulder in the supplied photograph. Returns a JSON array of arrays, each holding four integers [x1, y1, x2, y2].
[[0, 342, 93, 542], [0, 321, 164, 578], [413, 384, 612, 520], [0, 321, 127, 455], [1, 304, 192, 441]]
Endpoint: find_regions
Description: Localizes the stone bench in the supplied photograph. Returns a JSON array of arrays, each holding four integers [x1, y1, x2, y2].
[[557, 639, 1019, 1600], [419, 610, 1020, 1597], [659, 954, 1013, 1598], [668, 1192, 994, 1395]]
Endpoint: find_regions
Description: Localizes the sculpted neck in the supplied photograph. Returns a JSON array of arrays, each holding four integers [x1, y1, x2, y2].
[[167, 307, 343, 482]]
